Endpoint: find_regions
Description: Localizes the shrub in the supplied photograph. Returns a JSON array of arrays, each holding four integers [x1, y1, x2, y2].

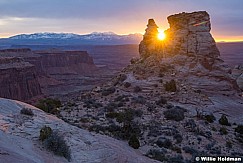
[[20, 108, 34, 116], [43, 132, 71, 161], [101, 87, 116, 96], [118, 74, 127, 82], [235, 125, 243, 134], [226, 141, 232, 148], [132, 96, 146, 104], [146, 148, 167, 162], [130, 58, 139, 64], [164, 79, 177, 92], [134, 86, 142, 93], [156, 97, 167, 106], [104, 102, 118, 112], [128, 134, 140, 149], [219, 127, 228, 135], [156, 137, 172, 149], [39, 126, 53, 141], [164, 107, 185, 121], [219, 115, 230, 126], [173, 134, 183, 144], [36, 98, 61, 114], [124, 82, 131, 88], [106, 112, 120, 119], [205, 113, 216, 123], [84, 99, 103, 109]]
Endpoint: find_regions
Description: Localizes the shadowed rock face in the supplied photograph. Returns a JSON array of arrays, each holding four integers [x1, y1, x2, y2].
[[0, 49, 97, 101], [0, 57, 41, 101], [139, 19, 159, 58]]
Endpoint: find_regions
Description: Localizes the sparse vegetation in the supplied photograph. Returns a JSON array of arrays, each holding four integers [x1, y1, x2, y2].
[[36, 98, 61, 114], [124, 82, 131, 88], [101, 87, 116, 96], [205, 113, 216, 123], [156, 96, 167, 106], [43, 131, 71, 161], [20, 108, 34, 116], [118, 74, 127, 82], [219, 127, 228, 135], [134, 86, 142, 93], [219, 114, 230, 126], [84, 99, 103, 108], [156, 137, 172, 149], [146, 148, 167, 162], [39, 126, 53, 141], [164, 106, 185, 121], [128, 134, 140, 149], [235, 125, 243, 134], [164, 79, 177, 92]]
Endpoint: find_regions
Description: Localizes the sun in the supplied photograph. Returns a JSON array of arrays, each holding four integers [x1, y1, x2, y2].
[[158, 30, 166, 40]]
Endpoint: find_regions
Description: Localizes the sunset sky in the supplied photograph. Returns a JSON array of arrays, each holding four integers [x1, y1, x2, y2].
[[0, 0, 242, 42]]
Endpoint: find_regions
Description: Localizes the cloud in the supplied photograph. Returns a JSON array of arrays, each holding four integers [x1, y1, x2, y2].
[[0, 0, 243, 40]]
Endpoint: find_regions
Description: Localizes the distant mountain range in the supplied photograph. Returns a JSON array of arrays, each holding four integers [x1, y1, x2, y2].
[[0, 32, 143, 47]]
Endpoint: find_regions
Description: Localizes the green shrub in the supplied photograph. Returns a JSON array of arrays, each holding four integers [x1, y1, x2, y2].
[[134, 86, 142, 93], [235, 125, 243, 134], [164, 79, 177, 92], [164, 107, 185, 121], [101, 87, 116, 96], [43, 132, 71, 161], [219, 115, 230, 126], [226, 141, 232, 148], [128, 134, 140, 149], [124, 82, 131, 88], [39, 126, 53, 141], [36, 98, 61, 114], [146, 149, 167, 162], [106, 112, 120, 119], [205, 114, 216, 123], [219, 127, 228, 135], [156, 97, 167, 106], [20, 108, 34, 116]]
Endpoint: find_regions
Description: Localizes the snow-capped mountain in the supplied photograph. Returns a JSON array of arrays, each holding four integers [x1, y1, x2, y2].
[[9, 32, 142, 40], [4, 32, 143, 45], [9, 32, 81, 39]]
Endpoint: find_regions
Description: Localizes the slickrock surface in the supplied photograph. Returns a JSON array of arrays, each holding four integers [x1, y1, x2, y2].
[[61, 11, 243, 162], [0, 98, 158, 163]]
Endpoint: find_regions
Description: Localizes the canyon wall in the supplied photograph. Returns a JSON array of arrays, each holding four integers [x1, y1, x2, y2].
[[0, 57, 41, 101], [0, 49, 97, 101]]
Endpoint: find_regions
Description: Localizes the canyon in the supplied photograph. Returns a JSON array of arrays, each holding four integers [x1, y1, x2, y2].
[[0, 49, 98, 102]]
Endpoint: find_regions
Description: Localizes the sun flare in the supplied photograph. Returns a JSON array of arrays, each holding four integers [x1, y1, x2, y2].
[[158, 30, 166, 40]]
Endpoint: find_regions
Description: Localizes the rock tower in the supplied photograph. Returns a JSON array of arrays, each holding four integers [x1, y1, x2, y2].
[[139, 11, 220, 62]]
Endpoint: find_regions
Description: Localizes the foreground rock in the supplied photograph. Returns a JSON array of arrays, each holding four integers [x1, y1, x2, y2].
[[0, 98, 158, 163]]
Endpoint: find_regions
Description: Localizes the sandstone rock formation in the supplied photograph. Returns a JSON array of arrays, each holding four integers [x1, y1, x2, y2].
[[232, 64, 243, 90], [0, 98, 158, 163], [139, 19, 159, 58], [0, 57, 41, 101], [62, 11, 243, 162], [139, 11, 220, 65], [0, 49, 97, 100]]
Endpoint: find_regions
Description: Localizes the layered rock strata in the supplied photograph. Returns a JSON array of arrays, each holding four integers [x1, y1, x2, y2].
[[0, 57, 41, 101], [0, 49, 97, 101]]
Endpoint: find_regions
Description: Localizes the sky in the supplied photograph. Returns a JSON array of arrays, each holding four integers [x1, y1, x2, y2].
[[0, 0, 243, 41]]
